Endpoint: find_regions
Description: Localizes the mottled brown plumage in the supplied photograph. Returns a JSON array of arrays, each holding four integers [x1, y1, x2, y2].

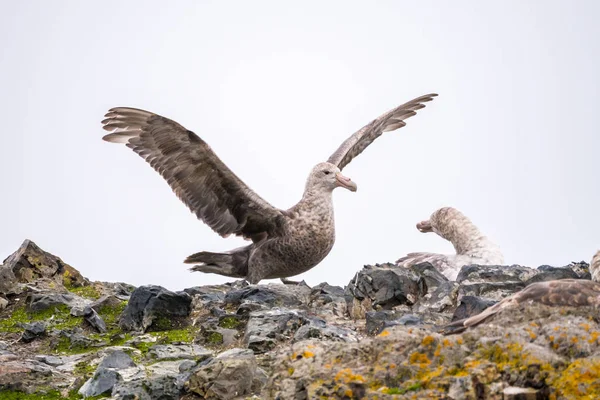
[[101, 93, 437, 283], [443, 279, 600, 334]]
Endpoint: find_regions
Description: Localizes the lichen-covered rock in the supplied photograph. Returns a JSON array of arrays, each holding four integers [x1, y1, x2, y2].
[[146, 343, 211, 362], [346, 264, 425, 319], [185, 348, 260, 399], [456, 264, 538, 283], [2, 239, 89, 288], [119, 285, 192, 332], [2, 240, 600, 400], [244, 309, 306, 353]]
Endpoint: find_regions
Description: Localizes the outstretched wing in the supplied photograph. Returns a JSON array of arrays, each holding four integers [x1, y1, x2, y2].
[[327, 93, 437, 170], [396, 251, 457, 279], [102, 107, 286, 242]]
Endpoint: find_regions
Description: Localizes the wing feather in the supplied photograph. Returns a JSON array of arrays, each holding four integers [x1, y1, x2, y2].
[[327, 93, 437, 170], [102, 107, 286, 242]]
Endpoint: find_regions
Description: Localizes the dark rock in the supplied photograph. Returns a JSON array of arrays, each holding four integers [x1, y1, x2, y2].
[[119, 285, 192, 332], [311, 283, 345, 298], [244, 309, 306, 353], [78, 368, 121, 397], [99, 349, 136, 369], [346, 264, 425, 309], [566, 261, 592, 279], [524, 266, 580, 284], [456, 264, 537, 283], [365, 311, 423, 335], [458, 281, 527, 301], [451, 296, 498, 321], [408, 262, 449, 290], [185, 348, 259, 399], [84, 307, 107, 333], [20, 322, 46, 343]]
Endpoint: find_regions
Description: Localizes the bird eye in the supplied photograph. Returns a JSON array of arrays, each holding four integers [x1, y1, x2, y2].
[[323, 171, 331, 175]]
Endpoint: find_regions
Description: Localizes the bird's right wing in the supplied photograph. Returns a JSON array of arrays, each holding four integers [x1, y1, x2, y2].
[[102, 107, 286, 242]]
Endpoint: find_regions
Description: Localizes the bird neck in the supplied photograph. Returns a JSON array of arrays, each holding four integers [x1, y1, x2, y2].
[[439, 221, 491, 256]]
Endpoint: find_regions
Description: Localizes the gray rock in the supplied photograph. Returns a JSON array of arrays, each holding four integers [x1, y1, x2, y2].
[[346, 264, 425, 309], [146, 344, 211, 362], [186, 348, 259, 399], [21, 321, 46, 343], [244, 309, 306, 353], [414, 281, 459, 313], [78, 368, 121, 397], [184, 285, 227, 307], [224, 284, 309, 309], [27, 292, 88, 312], [456, 264, 537, 283], [99, 350, 136, 369], [293, 319, 358, 343], [0, 297, 8, 310], [119, 285, 192, 332], [85, 307, 107, 333], [34, 355, 64, 367], [0, 265, 19, 296], [451, 295, 498, 321]]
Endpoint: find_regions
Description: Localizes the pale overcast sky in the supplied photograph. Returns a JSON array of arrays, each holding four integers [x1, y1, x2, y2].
[[1, 1, 599, 290]]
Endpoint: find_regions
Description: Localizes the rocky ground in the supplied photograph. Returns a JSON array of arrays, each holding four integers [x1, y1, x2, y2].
[[0, 240, 598, 399]]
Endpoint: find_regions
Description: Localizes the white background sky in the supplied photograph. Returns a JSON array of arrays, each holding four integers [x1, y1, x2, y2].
[[1, 1, 599, 290]]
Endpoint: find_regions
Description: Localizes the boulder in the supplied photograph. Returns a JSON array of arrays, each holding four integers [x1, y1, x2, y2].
[[119, 285, 192, 332]]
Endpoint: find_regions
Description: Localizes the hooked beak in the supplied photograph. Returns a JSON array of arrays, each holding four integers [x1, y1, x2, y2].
[[416, 220, 433, 233], [335, 172, 357, 192]]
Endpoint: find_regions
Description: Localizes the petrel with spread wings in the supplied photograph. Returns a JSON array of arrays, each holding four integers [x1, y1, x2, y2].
[[101, 93, 437, 283]]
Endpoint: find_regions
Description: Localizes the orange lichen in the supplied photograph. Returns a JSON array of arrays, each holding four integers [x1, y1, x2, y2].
[[580, 323, 591, 332], [334, 368, 366, 384], [408, 352, 431, 366], [303, 350, 315, 358], [421, 335, 435, 347], [377, 330, 390, 337], [588, 331, 600, 344]]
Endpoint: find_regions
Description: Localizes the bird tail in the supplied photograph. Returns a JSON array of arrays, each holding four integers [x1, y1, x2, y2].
[[185, 246, 250, 278]]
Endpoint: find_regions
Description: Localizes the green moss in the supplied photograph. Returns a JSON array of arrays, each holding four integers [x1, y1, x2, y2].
[[384, 382, 422, 395], [73, 360, 96, 377], [218, 316, 241, 329], [152, 315, 172, 331], [207, 331, 224, 344], [96, 301, 127, 326], [67, 285, 102, 300], [0, 389, 109, 400], [0, 306, 83, 333], [133, 340, 154, 355]]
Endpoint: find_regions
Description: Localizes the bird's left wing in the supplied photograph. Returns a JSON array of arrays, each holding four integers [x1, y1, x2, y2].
[[327, 93, 437, 170]]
